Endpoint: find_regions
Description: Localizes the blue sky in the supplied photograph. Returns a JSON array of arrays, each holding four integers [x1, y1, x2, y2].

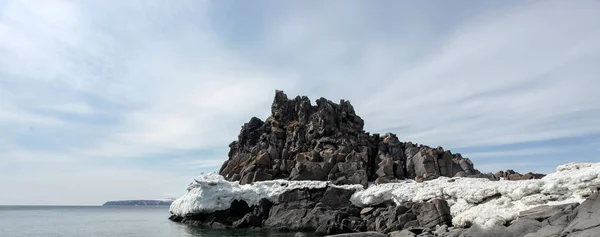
[[0, 0, 599, 205]]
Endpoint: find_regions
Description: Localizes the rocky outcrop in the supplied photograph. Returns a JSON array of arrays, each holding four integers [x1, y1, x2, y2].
[[170, 90, 586, 237], [219, 90, 480, 186], [493, 169, 545, 181], [170, 182, 454, 236], [168, 198, 273, 228]]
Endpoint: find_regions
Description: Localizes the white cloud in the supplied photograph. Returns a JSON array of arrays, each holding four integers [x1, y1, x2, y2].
[[349, 0, 600, 148], [465, 148, 562, 159], [184, 159, 228, 169], [0, 166, 191, 205], [0, 0, 599, 204], [1, 150, 77, 165]]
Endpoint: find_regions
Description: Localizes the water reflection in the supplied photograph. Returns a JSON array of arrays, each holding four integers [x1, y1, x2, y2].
[[177, 224, 312, 237]]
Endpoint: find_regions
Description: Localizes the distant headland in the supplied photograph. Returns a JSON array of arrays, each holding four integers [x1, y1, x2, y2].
[[102, 199, 174, 206]]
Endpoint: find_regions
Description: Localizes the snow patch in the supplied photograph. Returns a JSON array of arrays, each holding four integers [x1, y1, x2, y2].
[[169, 162, 600, 229], [350, 162, 600, 228], [169, 172, 362, 216]]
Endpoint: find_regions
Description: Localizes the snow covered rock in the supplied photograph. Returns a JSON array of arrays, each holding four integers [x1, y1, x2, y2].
[[169, 161, 600, 236], [350, 162, 600, 228], [168, 171, 354, 216]]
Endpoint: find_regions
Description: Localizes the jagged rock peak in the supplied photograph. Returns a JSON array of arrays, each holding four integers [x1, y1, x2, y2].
[[219, 90, 482, 186]]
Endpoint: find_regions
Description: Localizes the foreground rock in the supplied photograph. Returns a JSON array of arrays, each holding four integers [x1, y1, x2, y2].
[[219, 90, 481, 187], [170, 163, 600, 236], [170, 182, 453, 235], [429, 189, 600, 237]]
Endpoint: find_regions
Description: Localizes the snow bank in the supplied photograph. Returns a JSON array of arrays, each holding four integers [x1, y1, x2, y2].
[[350, 162, 600, 228], [170, 162, 600, 228], [169, 172, 362, 216]]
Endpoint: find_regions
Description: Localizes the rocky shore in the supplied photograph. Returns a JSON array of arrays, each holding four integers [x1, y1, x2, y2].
[[168, 91, 600, 237]]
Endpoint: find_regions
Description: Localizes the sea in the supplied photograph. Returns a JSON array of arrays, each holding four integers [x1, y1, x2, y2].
[[0, 206, 301, 237]]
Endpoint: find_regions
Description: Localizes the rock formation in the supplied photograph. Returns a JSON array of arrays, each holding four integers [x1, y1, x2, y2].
[[169, 183, 454, 236], [493, 169, 546, 181], [169, 90, 574, 237], [219, 90, 481, 186]]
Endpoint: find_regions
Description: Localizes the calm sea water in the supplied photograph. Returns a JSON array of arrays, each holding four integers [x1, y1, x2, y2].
[[0, 206, 301, 237]]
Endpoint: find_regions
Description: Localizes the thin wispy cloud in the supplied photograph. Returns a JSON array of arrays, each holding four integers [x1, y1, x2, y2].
[[0, 0, 598, 204]]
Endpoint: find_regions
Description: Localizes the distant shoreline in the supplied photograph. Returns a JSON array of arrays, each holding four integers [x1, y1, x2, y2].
[[102, 199, 173, 206]]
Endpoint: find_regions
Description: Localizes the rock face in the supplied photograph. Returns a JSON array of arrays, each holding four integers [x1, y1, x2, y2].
[[169, 198, 273, 229], [170, 182, 454, 236], [493, 170, 546, 181], [219, 90, 480, 186]]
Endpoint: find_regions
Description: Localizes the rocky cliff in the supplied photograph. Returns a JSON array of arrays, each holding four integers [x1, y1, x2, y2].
[[219, 90, 481, 186]]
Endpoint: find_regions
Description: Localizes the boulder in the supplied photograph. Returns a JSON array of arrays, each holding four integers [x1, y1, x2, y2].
[[560, 192, 600, 236], [329, 162, 369, 187], [397, 212, 417, 229], [264, 189, 321, 230], [301, 206, 343, 232], [505, 218, 542, 236], [518, 203, 579, 221], [411, 199, 452, 229], [408, 149, 440, 180], [290, 161, 332, 181], [319, 187, 355, 209], [360, 207, 375, 216]]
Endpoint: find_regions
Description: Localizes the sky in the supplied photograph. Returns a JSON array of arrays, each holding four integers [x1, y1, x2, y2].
[[0, 0, 599, 205]]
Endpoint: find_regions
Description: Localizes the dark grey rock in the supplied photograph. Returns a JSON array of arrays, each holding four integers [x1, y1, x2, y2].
[[518, 203, 579, 221], [319, 187, 355, 209], [389, 230, 416, 237], [494, 169, 546, 181], [434, 224, 449, 236], [506, 218, 542, 236], [566, 225, 600, 237], [457, 225, 510, 237], [397, 212, 417, 229], [218, 90, 481, 186], [168, 214, 183, 222], [561, 192, 600, 236], [290, 161, 332, 181], [403, 220, 419, 229], [324, 232, 386, 237], [301, 206, 342, 231], [232, 213, 261, 228], [411, 199, 452, 229], [360, 207, 375, 216]]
